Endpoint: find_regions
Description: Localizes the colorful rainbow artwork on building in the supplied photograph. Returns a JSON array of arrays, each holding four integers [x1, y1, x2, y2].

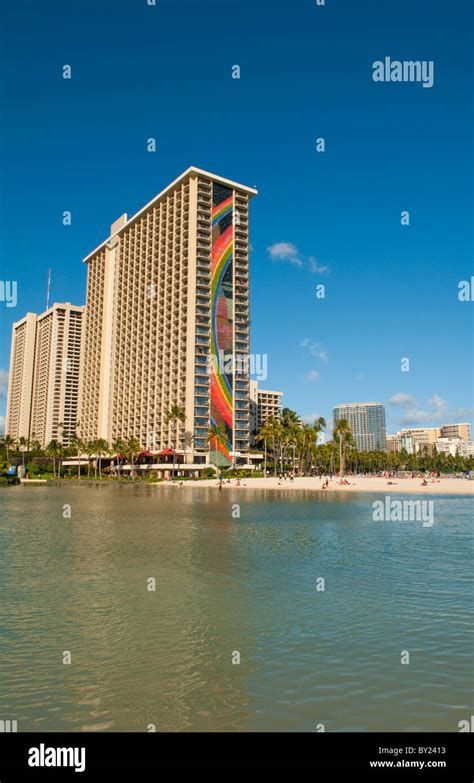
[[210, 184, 234, 465]]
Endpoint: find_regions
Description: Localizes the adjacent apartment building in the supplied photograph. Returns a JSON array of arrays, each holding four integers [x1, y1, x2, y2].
[[80, 167, 256, 466], [249, 380, 283, 441], [6, 303, 84, 447], [333, 402, 387, 451]]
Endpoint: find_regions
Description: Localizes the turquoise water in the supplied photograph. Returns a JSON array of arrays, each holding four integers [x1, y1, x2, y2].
[[0, 484, 472, 732]]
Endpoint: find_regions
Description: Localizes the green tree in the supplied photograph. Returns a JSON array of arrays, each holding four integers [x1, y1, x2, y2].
[[333, 417, 353, 477], [2, 434, 16, 464], [184, 431, 195, 466], [165, 404, 186, 476], [256, 421, 274, 476], [257, 417, 283, 477], [112, 438, 126, 478], [124, 437, 140, 479], [70, 425, 83, 481], [94, 438, 110, 479], [46, 439, 61, 479], [206, 424, 227, 474], [18, 436, 28, 471]]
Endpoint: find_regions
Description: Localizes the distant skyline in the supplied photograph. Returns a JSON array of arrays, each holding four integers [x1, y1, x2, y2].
[[0, 0, 472, 437]]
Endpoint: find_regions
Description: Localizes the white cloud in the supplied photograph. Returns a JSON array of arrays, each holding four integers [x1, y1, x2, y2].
[[308, 256, 330, 275], [267, 242, 303, 267], [389, 393, 451, 425], [389, 392, 417, 408], [300, 338, 328, 362], [427, 395, 448, 418], [303, 370, 320, 383], [267, 243, 330, 274], [452, 406, 474, 419], [0, 369, 8, 401], [0, 416, 5, 436]]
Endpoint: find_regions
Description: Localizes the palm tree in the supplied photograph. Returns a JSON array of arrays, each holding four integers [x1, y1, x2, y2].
[[286, 422, 301, 474], [112, 438, 126, 478], [124, 437, 140, 479], [256, 421, 274, 476], [206, 424, 227, 474], [184, 431, 195, 466], [299, 423, 316, 475], [3, 434, 16, 464], [85, 440, 98, 479], [313, 416, 326, 443], [94, 439, 110, 479], [46, 439, 61, 479], [70, 425, 83, 481], [18, 436, 28, 471], [261, 417, 283, 477], [165, 405, 186, 477], [333, 418, 353, 477]]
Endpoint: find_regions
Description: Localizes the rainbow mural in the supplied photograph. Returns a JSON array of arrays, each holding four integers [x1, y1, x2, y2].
[[210, 184, 234, 465]]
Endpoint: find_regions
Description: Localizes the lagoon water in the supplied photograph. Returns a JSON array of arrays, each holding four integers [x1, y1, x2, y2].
[[0, 484, 472, 732]]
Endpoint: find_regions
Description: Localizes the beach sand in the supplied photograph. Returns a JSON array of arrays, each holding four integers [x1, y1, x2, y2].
[[178, 476, 474, 495]]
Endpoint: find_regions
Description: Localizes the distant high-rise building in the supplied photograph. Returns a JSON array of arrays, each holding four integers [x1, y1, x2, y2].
[[6, 303, 84, 447], [80, 167, 257, 466], [333, 402, 387, 451], [249, 380, 283, 440], [5, 313, 37, 442]]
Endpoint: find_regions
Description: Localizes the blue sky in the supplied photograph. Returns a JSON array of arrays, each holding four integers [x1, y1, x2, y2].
[[0, 0, 472, 437]]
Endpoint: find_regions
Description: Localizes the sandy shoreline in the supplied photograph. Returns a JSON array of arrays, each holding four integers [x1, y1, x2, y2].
[[176, 476, 474, 495]]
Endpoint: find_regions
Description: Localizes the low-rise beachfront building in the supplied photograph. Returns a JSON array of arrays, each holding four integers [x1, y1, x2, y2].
[[387, 427, 439, 454], [387, 425, 472, 456], [6, 303, 84, 447], [439, 423, 471, 441], [435, 438, 474, 458]]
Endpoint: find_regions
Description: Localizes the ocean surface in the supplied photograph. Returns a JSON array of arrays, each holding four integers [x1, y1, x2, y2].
[[0, 483, 472, 732]]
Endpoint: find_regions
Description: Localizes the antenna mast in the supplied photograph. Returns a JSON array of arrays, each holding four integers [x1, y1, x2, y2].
[[46, 268, 51, 310]]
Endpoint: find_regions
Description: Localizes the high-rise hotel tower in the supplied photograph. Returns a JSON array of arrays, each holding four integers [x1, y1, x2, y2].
[[80, 167, 256, 465], [333, 402, 387, 452], [6, 303, 84, 447]]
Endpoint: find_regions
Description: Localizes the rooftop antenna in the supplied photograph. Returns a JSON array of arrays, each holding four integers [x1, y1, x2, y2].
[[46, 268, 51, 310]]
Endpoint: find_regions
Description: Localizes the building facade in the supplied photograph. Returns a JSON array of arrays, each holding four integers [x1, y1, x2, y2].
[[436, 438, 474, 457], [6, 303, 84, 447], [333, 402, 387, 451], [439, 423, 471, 441], [386, 425, 472, 455], [80, 167, 256, 466], [249, 380, 283, 441], [5, 313, 37, 442]]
